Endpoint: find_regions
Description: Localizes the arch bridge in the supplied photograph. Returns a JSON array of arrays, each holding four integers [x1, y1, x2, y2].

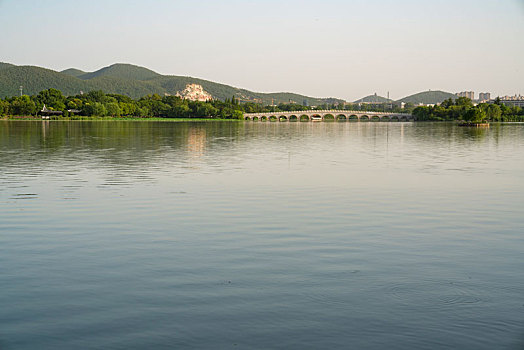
[[243, 110, 414, 122]]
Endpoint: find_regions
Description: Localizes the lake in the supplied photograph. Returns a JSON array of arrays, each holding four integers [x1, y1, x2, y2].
[[1, 120, 523, 349]]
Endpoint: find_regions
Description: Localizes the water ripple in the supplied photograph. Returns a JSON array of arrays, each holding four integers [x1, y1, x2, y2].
[[382, 278, 485, 309]]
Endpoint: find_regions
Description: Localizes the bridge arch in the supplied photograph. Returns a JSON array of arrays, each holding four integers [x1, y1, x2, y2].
[[323, 114, 335, 121], [300, 115, 309, 122], [289, 115, 298, 122], [279, 115, 288, 121], [336, 114, 347, 121]]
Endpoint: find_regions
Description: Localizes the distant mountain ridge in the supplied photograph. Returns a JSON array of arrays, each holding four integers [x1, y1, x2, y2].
[[1, 62, 458, 105], [398, 90, 457, 104], [0, 62, 342, 105], [0, 62, 15, 70], [353, 91, 458, 105], [60, 68, 86, 77], [74, 63, 161, 81], [354, 93, 392, 103]]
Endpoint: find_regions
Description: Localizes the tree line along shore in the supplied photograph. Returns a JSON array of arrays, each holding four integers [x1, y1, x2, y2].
[[412, 97, 524, 122], [1, 88, 523, 122]]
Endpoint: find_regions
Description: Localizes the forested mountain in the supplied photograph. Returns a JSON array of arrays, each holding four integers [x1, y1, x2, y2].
[[354, 94, 392, 103], [0, 62, 342, 105], [398, 90, 457, 104], [77, 63, 161, 81], [0, 66, 94, 97], [0, 62, 461, 105], [0, 63, 15, 70], [60, 68, 86, 77]]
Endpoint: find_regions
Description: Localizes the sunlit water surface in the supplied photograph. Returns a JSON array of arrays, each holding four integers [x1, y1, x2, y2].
[[1, 120, 523, 349]]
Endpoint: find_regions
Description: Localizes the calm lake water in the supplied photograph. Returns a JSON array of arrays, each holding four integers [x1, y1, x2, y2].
[[1, 120, 524, 349]]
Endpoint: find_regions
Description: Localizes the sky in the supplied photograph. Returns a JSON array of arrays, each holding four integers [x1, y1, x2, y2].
[[0, 0, 523, 101]]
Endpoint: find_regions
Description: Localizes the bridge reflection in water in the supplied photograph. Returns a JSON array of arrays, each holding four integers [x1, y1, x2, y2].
[[243, 109, 414, 122]]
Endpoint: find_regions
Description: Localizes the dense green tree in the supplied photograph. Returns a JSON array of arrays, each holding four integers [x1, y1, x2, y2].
[[195, 103, 219, 117], [83, 102, 107, 116], [480, 103, 502, 121], [105, 102, 121, 117], [35, 88, 66, 110], [138, 105, 152, 117], [67, 98, 83, 110], [455, 97, 473, 107], [167, 104, 190, 117], [277, 103, 309, 112], [107, 94, 134, 104], [9, 95, 36, 115], [232, 110, 244, 120], [510, 106, 522, 116], [0, 99, 8, 115], [161, 95, 184, 107], [463, 108, 486, 123], [87, 90, 106, 103], [441, 98, 454, 108], [412, 106, 431, 121], [119, 102, 137, 116]]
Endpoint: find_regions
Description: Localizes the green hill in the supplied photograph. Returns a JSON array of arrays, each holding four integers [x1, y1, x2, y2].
[[78, 63, 161, 81], [0, 62, 343, 104], [61, 68, 87, 77], [354, 93, 392, 103], [0, 65, 93, 97], [0, 62, 15, 70], [397, 90, 457, 104]]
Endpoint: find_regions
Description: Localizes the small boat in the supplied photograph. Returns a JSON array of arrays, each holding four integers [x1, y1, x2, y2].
[[311, 116, 322, 122]]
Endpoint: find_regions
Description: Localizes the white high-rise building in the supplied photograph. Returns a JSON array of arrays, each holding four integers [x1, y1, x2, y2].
[[479, 92, 491, 102], [456, 91, 475, 100]]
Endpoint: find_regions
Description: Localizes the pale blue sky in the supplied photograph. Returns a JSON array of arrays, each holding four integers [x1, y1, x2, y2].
[[0, 0, 522, 100]]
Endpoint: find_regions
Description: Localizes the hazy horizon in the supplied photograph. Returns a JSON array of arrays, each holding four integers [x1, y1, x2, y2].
[[1, 0, 523, 101]]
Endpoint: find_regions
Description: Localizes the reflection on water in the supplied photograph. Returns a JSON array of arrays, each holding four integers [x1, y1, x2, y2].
[[187, 127, 207, 158], [1, 121, 524, 350]]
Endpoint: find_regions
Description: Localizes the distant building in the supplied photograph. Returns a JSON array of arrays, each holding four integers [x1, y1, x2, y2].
[[38, 104, 62, 118], [302, 99, 308, 107], [456, 91, 475, 100], [494, 95, 524, 108], [478, 92, 491, 102]]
